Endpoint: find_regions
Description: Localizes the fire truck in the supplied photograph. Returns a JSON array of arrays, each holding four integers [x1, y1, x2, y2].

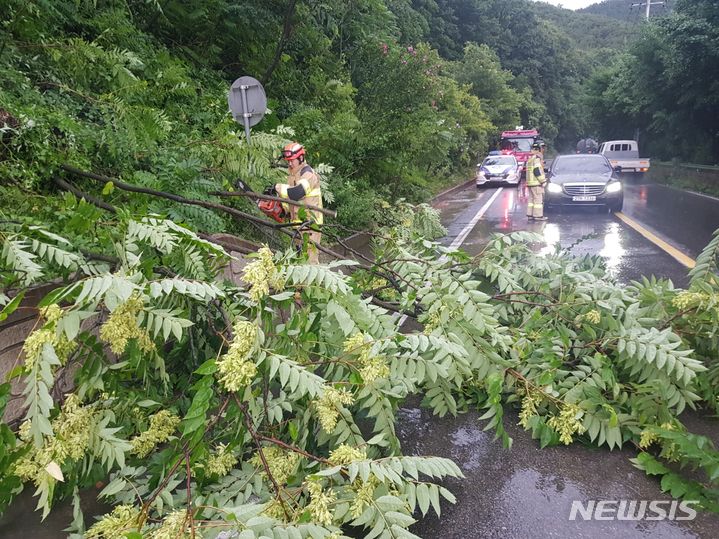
[[499, 129, 540, 177]]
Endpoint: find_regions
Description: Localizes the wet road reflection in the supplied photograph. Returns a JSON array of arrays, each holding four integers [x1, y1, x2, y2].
[[538, 222, 560, 257], [623, 183, 719, 258], [597, 222, 626, 275], [437, 185, 691, 287], [398, 400, 719, 538]]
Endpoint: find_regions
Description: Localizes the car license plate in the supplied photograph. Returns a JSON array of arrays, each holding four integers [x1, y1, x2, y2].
[[572, 195, 596, 202]]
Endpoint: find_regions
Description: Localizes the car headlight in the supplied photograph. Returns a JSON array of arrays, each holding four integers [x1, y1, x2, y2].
[[606, 182, 622, 193], [546, 183, 562, 194]]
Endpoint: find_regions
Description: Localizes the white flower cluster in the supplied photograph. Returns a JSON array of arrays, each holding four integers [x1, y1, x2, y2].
[[131, 410, 180, 457], [251, 445, 300, 485], [672, 290, 709, 310], [85, 504, 140, 538], [350, 478, 378, 519], [306, 480, 336, 526], [518, 390, 540, 429], [148, 510, 188, 539], [546, 404, 586, 445], [242, 246, 284, 303], [204, 443, 238, 477], [343, 332, 389, 384], [583, 309, 601, 325], [313, 386, 354, 434], [216, 319, 259, 392], [99, 294, 154, 355], [13, 394, 96, 486], [328, 444, 367, 465], [22, 304, 76, 370]]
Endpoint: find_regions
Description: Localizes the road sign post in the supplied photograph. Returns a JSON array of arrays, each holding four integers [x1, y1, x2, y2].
[[228, 76, 267, 144]]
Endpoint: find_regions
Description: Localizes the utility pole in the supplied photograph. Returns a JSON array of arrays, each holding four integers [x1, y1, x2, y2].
[[631, 1, 666, 20]]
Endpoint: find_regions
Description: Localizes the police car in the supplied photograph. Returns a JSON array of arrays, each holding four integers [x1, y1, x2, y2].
[[476, 153, 521, 186]]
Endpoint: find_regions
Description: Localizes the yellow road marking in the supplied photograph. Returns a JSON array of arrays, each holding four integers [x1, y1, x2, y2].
[[614, 212, 696, 269]]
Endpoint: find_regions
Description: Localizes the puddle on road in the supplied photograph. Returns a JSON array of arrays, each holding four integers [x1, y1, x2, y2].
[[397, 401, 719, 538], [497, 469, 696, 539], [449, 425, 490, 471], [0, 486, 109, 539]]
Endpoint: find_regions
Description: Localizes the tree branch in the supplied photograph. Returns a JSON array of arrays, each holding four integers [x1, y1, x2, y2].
[[234, 396, 291, 520], [211, 190, 337, 218], [60, 164, 357, 266], [53, 177, 117, 213], [60, 164, 277, 230], [184, 448, 197, 539], [261, 0, 298, 85]]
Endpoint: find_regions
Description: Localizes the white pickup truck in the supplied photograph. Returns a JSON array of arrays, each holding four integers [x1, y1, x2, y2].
[[598, 140, 650, 174]]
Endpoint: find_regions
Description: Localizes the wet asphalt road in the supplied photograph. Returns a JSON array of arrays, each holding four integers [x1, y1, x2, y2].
[[435, 179, 719, 288], [400, 178, 719, 538]]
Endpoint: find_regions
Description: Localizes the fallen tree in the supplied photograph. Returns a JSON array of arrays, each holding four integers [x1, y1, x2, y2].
[[2, 205, 719, 537]]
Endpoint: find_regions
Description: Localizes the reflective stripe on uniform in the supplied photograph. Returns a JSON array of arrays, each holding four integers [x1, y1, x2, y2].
[[526, 155, 541, 186]]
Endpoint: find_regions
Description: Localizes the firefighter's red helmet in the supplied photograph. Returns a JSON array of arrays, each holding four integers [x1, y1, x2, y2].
[[281, 142, 305, 162]]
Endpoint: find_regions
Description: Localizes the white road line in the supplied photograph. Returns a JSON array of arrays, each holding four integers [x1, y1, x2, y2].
[[396, 187, 504, 328], [446, 188, 504, 253]]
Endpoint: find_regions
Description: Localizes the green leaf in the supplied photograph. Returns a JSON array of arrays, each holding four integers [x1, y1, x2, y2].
[[288, 421, 299, 441], [99, 477, 127, 497], [0, 292, 24, 323], [632, 452, 670, 475], [136, 399, 160, 408], [194, 359, 217, 375], [416, 483, 430, 516]]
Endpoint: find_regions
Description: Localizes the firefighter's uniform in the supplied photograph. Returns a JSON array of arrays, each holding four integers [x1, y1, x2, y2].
[[276, 159, 323, 264], [525, 149, 546, 220]]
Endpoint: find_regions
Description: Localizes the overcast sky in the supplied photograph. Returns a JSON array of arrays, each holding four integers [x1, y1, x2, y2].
[[533, 0, 599, 9]]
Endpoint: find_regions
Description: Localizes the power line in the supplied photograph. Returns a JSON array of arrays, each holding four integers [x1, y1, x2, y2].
[[630, 1, 666, 20]]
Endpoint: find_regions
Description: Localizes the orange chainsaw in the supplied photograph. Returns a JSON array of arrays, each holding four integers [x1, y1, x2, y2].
[[235, 179, 287, 223]]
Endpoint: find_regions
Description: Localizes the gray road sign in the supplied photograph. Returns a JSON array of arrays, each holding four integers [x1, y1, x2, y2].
[[228, 76, 267, 143]]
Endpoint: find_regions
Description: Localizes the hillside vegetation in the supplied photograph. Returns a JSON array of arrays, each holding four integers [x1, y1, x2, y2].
[[584, 0, 719, 163], [0, 0, 643, 240]]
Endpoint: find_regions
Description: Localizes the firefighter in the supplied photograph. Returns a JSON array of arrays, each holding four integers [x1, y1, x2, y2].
[[275, 142, 323, 264], [525, 141, 547, 221]]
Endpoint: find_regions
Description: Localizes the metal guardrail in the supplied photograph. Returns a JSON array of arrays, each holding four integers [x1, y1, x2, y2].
[[649, 162, 719, 188], [653, 161, 719, 172]]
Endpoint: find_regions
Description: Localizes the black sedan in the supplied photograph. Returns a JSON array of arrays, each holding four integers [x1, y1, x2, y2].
[[544, 154, 623, 212]]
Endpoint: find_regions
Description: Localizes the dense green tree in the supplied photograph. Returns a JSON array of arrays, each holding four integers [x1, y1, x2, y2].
[[351, 42, 491, 198], [389, 0, 621, 149], [448, 43, 524, 131], [584, 0, 719, 162]]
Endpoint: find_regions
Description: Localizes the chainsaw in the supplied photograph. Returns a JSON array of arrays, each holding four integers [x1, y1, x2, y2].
[[235, 179, 287, 223]]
